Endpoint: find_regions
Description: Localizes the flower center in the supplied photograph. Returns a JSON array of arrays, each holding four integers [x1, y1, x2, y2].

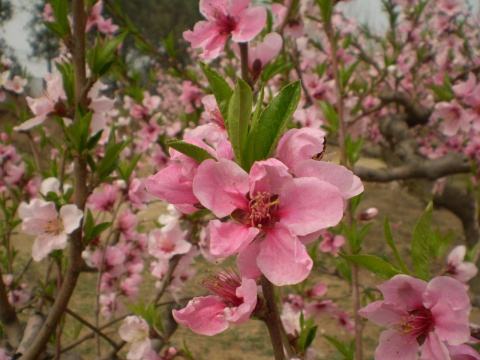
[[43, 218, 64, 235], [218, 15, 237, 35], [401, 307, 434, 343], [248, 192, 280, 229], [203, 270, 243, 307]]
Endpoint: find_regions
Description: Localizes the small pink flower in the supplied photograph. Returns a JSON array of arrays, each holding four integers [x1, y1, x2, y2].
[[119, 316, 152, 360], [245, 32, 283, 80], [307, 282, 328, 298], [148, 223, 191, 260], [193, 158, 346, 285], [446, 246, 478, 283], [42, 3, 54, 22], [183, 0, 267, 60], [201, 95, 225, 128], [88, 184, 119, 212], [173, 271, 257, 335], [319, 232, 345, 257], [128, 178, 151, 208], [14, 73, 67, 132], [4, 76, 27, 94], [18, 199, 83, 261], [359, 275, 471, 360], [431, 101, 470, 136]]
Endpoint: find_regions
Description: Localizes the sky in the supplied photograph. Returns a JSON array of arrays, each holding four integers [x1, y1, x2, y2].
[[2, 0, 479, 77]]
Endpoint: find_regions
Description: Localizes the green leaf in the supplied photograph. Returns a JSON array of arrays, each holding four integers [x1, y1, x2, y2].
[[226, 79, 253, 166], [88, 33, 127, 76], [343, 254, 401, 279], [320, 101, 339, 133], [96, 139, 127, 181], [323, 335, 354, 360], [200, 63, 233, 119], [316, 0, 334, 24], [243, 81, 301, 170], [47, 0, 70, 37], [167, 140, 216, 163], [384, 217, 410, 274], [411, 202, 434, 279]]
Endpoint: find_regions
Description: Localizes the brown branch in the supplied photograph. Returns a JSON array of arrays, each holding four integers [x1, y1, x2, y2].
[[18, 1, 89, 358], [354, 154, 471, 182], [379, 91, 432, 127]]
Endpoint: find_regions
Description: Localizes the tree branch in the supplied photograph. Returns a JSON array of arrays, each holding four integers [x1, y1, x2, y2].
[[354, 154, 471, 182]]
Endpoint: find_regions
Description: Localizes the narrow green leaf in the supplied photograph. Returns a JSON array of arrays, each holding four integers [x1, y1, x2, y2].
[[384, 217, 410, 274], [167, 140, 216, 163], [200, 63, 233, 119], [244, 81, 301, 169], [344, 254, 401, 279], [226, 79, 253, 166], [323, 335, 353, 360]]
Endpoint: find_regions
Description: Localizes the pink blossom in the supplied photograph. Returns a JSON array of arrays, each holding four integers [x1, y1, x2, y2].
[[180, 81, 203, 114], [117, 210, 138, 240], [359, 275, 471, 360], [4, 75, 27, 94], [173, 271, 257, 335], [319, 232, 345, 257], [100, 292, 118, 318], [14, 73, 67, 132], [272, 2, 303, 38], [193, 158, 345, 285], [307, 282, 328, 298], [119, 316, 152, 360], [128, 178, 151, 208], [244, 32, 283, 80], [87, 183, 119, 212], [431, 102, 471, 136], [148, 223, 191, 260], [280, 302, 301, 336], [453, 73, 476, 99], [183, 0, 267, 60], [18, 199, 83, 261], [275, 127, 326, 169], [42, 3, 54, 22], [446, 246, 478, 283], [201, 95, 225, 128]]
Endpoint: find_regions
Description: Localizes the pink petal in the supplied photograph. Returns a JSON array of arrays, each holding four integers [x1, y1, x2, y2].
[[145, 163, 198, 210], [275, 128, 326, 169], [430, 302, 470, 345], [192, 159, 249, 218], [257, 225, 312, 286], [375, 329, 418, 360], [447, 246, 466, 266], [249, 158, 292, 195], [225, 277, 257, 324], [199, 0, 228, 20], [454, 262, 478, 283], [172, 296, 228, 336], [358, 301, 404, 326], [278, 177, 344, 236], [228, 0, 250, 15], [249, 32, 283, 68], [447, 344, 480, 360], [423, 276, 471, 312], [237, 241, 262, 279], [293, 160, 364, 200], [14, 116, 47, 132], [59, 204, 83, 234], [183, 21, 219, 48], [209, 220, 259, 257], [421, 332, 450, 360], [231, 6, 266, 43], [32, 233, 68, 262], [377, 275, 427, 312]]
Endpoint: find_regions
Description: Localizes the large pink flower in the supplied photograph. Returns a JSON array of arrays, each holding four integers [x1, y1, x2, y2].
[[193, 158, 345, 285], [359, 275, 471, 360], [173, 271, 257, 335], [18, 199, 83, 262], [183, 0, 267, 59]]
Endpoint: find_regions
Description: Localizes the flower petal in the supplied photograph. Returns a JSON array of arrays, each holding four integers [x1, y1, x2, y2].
[[378, 275, 427, 312], [358, 301, 404, 327], [421, 332, 450, 360], [237, 241, 262, 279], [293, 160, 364, 200], [193, 159, 249, 218], [60, 204, 83, 234], [172, 296, 228, 336], [209, 220, 259, 257], [375, 329, 418, 360], [231, 6, 266, 43], [249, 158, 291, 195], [257, 225, 312, 286], [278, 177, 344, 236]]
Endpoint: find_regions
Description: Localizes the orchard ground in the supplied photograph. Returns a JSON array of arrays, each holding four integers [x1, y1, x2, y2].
[[11, 155, 479, 359]]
